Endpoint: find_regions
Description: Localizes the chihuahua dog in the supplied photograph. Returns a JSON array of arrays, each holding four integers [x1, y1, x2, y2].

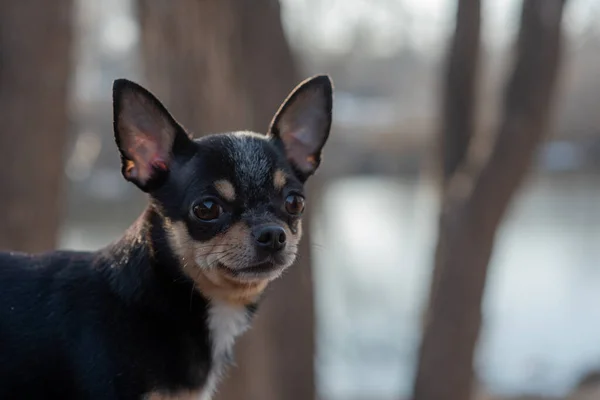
[[0, 75, 332, 399]]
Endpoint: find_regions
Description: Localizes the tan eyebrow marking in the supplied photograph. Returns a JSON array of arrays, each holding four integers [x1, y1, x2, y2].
[[214, 179, 236, 202], [273, 169, 287, 191]]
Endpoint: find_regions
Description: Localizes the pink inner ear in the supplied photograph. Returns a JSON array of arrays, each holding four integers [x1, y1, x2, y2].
[[285, 133, 318, 173], [123, 134, 169, 182]]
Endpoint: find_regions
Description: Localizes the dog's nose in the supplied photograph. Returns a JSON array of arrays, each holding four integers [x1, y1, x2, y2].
[[253, 225, 286, 252]]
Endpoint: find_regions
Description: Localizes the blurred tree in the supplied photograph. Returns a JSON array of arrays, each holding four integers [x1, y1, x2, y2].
[[438, 0, 481, 186], [425, 0, 481, 327], [413, 1, 568, 400], [0, 0, 73, 252], [137, 1, 316, 399]]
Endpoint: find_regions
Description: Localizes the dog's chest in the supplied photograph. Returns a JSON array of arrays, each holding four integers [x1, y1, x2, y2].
[[200, 301, 250, 400]]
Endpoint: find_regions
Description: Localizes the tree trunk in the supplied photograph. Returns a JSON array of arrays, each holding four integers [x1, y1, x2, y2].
[[138, 0, 251, 134], [137, 1, 315, 399], [439, 0, 481, 185], [0, 0, 73, 252], [413, 1, 568, 400], [425, 0, 481, 326]]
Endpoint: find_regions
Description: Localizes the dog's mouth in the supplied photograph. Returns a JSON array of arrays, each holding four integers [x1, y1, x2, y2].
[[217, 260, 285, 277]]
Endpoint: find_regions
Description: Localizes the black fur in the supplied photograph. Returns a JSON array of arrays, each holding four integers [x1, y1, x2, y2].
[[0, 211, 213, 399], [0, 75, 333, 399]]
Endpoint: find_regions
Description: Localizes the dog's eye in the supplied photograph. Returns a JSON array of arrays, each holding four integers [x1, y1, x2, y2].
[[192, 200, 223, 221], [285, 194, 305, 216]]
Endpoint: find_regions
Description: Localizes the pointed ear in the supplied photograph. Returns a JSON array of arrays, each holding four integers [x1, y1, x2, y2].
[[268, 75, 333, 180], [112, 79, 193, 191]]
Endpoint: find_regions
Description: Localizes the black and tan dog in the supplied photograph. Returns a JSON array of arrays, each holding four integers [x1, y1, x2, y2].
[[0, 75, 333, 399]]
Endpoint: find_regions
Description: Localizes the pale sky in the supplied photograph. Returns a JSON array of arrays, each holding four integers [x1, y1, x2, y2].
[[280, 0, 600, 57], [94, 0, 600, 59]]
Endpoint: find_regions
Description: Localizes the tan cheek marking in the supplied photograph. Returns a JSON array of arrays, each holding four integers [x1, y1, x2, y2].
[[294, 219, 303, 239], [214, 179, 236, 202], [273, 169, 287, 191], [195, 222, 269, 306], [221, 222, 249, 246], [195, 270, 269, 307], [169, 220, 270, 306], [284, 220, 302, 255], [166, 220, 191, 261], [145, 390, 202, 400]]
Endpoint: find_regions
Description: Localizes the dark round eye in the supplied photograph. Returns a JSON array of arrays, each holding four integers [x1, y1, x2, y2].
[[192, 200, 223, 221], [285, 194, 305, 216]]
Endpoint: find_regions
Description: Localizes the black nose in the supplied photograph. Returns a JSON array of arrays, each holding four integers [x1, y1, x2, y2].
[[253, 225, 286, 252]]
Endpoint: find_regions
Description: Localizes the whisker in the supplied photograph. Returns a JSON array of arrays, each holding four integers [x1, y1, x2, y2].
[[190, 243, 242, 248], [177, 244, 242, 251], [205, 251, 236, 269]]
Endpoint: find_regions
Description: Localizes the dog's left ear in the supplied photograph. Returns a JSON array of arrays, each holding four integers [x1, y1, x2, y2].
[[268, 75, 333, 181], [112, 79, 193, 191]]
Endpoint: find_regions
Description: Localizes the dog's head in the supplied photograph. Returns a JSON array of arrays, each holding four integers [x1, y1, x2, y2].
[[112, 76, 332, 302]]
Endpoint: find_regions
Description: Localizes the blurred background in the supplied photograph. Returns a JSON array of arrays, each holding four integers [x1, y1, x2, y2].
[[1, 0, 600, 399]]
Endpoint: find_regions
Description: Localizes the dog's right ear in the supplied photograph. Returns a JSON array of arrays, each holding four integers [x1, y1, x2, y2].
[[112, 79, 193, 192], [268, 75, 333, 182]]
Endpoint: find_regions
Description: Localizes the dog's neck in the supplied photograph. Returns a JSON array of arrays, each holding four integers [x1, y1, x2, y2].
[[99, 209, 199, 311]]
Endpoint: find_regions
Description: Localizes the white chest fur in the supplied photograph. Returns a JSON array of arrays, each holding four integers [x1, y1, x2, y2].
[[200, 301, 251, 400]]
